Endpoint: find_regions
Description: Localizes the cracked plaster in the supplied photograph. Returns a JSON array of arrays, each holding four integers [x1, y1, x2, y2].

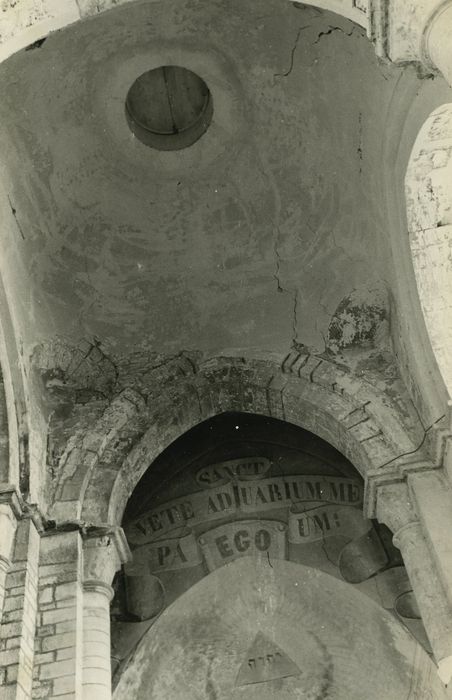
[[0, 2, 403, 362], [0, 0, 451, 504]]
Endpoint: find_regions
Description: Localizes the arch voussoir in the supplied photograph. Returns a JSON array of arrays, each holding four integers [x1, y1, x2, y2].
[[47, 353, 428, 527]]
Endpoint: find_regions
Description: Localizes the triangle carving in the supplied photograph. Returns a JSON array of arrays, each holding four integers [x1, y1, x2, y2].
[[235, 632, 301, 687]]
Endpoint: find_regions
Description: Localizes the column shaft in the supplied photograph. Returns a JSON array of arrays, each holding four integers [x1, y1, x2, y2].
[[82, 527, 131, 700], [376, 477, 452, 684], [408, 471, 452, 611], [393, 521, 452, 665], [82, 583, 113, 700]]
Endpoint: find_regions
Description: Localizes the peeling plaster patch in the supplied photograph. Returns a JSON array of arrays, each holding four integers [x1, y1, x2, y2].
[[24, 35, 46, 50], [327, 283, 389, 353], [33, 336, 118, 400]]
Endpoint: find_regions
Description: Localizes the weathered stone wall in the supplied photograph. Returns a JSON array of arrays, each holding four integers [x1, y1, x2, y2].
[[32, 531, 83, 699], [0, 517, 40, 699], [406, 104, 452, 415]]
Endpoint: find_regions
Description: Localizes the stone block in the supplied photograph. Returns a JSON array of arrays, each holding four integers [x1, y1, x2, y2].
[[54, 619, 77, 634], [0, 647, 20, 666], [54, 581, 79, 601], [0, 621, 22, 638], [34, 650, 56, 665], [53, 674, 79, 694], [6, 570, 26, 588], [6, 663, 18, 683], [31, 681, 52, 698], [56, 647, 74, 661], [41, 606, 76, 626], [39, 658, 75, 680], [38, 587, 54, 605], [40, 532, 81, 567], [41, 631, 76, 652], [2, 608, 24, 623], [3, 594, 25, 612]]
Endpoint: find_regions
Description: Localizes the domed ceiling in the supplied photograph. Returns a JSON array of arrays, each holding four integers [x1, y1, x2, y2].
[[0, 0, 450, 369]]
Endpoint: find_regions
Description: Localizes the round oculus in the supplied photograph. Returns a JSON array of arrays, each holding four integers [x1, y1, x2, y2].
[[125, 65, 213, 151]]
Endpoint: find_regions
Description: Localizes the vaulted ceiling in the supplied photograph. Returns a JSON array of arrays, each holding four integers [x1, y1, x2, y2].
[[0, 0, 449, 360], [0, 0, 451, 504]]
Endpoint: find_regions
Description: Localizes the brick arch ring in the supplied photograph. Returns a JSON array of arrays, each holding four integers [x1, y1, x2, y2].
[[49, 352, 430, 530]]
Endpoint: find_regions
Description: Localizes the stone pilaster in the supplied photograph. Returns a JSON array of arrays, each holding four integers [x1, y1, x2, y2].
[[0, 516, 40, 700], [0, 487, 22, 624], [375, 479, 452, 685], [32, 528, 84, 700], [82, 527, 131, 700]]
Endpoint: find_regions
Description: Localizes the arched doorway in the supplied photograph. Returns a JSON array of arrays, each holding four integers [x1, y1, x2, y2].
[[110, 412, 441, 697]]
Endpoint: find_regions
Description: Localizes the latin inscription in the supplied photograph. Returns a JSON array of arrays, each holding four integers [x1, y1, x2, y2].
[[127, 476, 363, 545], [288, 504, 371, 544], [195, 457, 271, 487], [199, 520, 286, 572]]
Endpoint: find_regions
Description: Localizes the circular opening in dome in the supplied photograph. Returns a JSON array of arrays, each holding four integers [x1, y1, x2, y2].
[[125, 65, 213, 151]]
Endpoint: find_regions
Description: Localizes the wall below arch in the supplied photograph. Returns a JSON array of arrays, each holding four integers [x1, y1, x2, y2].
[[113, 558, 446, 699]]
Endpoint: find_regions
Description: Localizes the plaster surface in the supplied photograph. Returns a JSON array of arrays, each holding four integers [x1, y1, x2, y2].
[[113, 557, 446, 699], [0, 1, 448, 371]]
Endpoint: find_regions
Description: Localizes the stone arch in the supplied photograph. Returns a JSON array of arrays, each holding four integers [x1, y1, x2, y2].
[[0, 365, 10, 486], [0, 275, 26, 493], [0, 0, 369, 64], [405, 103, 452, 400], [49, 352, 427, 527]]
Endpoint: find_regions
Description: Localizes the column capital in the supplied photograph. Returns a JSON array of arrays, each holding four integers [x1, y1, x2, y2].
[[364, 459, 439, 523], [392, 519, 423, 550], [82, 525, 131, 590], [371, 480, 419, 535], [0, 483, 23, 520], [0, 484, 23, 565]]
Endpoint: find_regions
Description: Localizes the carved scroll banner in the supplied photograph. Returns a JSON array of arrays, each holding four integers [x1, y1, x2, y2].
[[339, 527, 388, 583], [195, 457, 272, 487], [125, 574, 165, 620], [125, 531, 203, 576], [127, 476, 363, 545], [199, 520, 287, 572], [288, 504, 371, 544]]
